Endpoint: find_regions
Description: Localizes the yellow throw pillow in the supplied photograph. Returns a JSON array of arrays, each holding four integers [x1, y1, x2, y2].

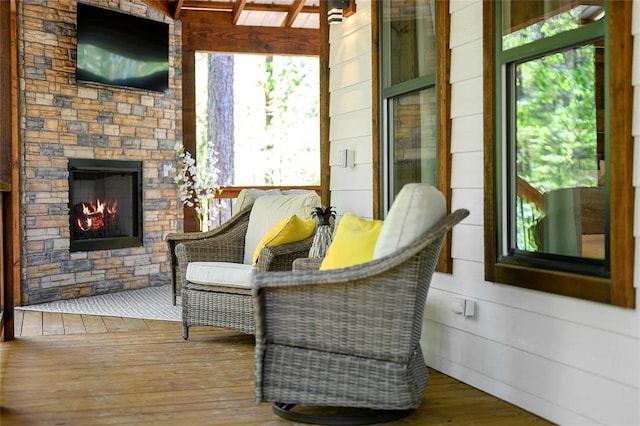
[[319, 213, 384, 271], [252, 215, 317, 265]]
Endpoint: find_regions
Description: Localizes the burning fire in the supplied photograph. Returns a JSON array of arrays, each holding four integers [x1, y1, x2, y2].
[[75, 199, 118, 232]]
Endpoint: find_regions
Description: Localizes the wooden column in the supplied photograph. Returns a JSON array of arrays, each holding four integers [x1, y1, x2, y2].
[[1, 0, 19, 341]]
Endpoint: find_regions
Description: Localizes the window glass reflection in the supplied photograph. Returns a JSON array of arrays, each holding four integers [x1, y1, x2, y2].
[[513, 44, 605, 259], [502, 1, 604, 50], [390, 88, 437, 199], [383, 0, 436, 88]]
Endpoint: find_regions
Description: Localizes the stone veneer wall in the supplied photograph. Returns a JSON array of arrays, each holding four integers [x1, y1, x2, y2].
[[18, 0, 182, 304]]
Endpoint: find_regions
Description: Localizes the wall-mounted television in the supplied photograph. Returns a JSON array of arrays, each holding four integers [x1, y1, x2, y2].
[[76, 3, 169, 93]]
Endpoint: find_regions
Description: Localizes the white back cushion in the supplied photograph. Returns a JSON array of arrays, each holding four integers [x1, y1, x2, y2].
[[243, 192, 321, 264], [373, 184, 446, 260], [232, 188, 281, 216]]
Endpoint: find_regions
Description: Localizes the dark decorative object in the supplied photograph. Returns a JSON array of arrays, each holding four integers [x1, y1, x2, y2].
[[76, 3, 170, 93], [309, 206, 336, 258]]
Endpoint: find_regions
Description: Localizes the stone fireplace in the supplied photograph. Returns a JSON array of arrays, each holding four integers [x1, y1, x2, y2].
[[68, 159, 143, 252], [18, 0, 183, 305]]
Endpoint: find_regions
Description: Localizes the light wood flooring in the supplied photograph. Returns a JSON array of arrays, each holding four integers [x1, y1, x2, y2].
[[2, 310, 553, 425]]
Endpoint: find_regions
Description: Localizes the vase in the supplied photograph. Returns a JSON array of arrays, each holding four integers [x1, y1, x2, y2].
[[308, 224, 333, 258]]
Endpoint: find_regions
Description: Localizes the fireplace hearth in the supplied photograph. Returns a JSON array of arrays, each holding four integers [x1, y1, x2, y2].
[[68, 159, 143, 252]]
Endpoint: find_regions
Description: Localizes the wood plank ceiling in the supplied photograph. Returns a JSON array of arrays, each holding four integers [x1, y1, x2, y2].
[[142, 0, 320, 28]]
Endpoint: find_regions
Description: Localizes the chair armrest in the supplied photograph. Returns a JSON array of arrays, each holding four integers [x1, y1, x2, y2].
[[167, 230, 223, 294], [166, 229, 216, 243], [175, 230, 246, 265], [292, 257, 322, 271], [253, 209, 469, 291], [255, 235, 315, 272], [253, 240, 417, 290], [166, 205, 252, 246]]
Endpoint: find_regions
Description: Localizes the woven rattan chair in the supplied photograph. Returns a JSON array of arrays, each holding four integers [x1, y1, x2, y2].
[[166, 206, 252, 306], [166, 188, 290, 306], [252, 184, 469, 425], [168, 190, 321, 338]]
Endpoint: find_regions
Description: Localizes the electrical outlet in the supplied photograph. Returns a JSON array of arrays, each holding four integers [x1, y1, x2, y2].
[[345, 149, 355, 168], [452, 298, 475, 317], [464, 300, 475, 317], [452, 298, 465, 315]]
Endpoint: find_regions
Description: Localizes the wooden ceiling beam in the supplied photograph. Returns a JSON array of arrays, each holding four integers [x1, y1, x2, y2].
[[143, 0, 321, 23], [182, 9, 319, 56], [179, 1, 319, 14], [282, 0, 305, 28], [173, 0, 185, 19], [232, 0, 247, 25]]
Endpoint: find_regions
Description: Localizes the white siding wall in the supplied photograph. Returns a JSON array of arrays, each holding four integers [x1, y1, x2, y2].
[[329, 1, 374, 219], [328, 1, 640, 424]]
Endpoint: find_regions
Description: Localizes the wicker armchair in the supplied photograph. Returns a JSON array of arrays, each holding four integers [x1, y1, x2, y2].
[[168, 190, 321, 339], [166, 206, 253, 306], [252, 185, 469, 424]]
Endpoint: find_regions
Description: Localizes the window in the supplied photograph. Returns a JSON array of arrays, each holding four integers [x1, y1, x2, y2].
[[380, 0, 440, 211], [485, 1, 635, 307], [376, 0, 451, 270]]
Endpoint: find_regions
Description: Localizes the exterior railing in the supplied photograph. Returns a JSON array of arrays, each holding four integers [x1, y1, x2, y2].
[[515, 177, 544, 252]]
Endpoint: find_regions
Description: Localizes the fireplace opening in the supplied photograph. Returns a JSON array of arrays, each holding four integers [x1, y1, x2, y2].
[[68, 159, 143, 252]]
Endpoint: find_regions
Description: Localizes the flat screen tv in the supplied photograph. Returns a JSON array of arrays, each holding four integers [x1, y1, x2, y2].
[[76, 3, 169, 93]]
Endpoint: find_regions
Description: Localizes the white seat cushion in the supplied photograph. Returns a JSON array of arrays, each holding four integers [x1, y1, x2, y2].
[[186, 262, 256, 289], [373, 184, 446, 260], [243, 192, 321, 265]]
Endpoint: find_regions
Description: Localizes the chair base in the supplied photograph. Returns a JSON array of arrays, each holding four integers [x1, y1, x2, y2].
[[272, 402, 414, 425]]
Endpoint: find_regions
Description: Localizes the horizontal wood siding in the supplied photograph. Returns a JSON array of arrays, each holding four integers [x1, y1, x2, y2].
[[451, 152, 483, 190], [328, 1, 374, 218], [424, 0, 640, 425], [326, 1, 639, 423], [329, 81, 372, 115], [421, 319, 635, 425], [329, 190, 374, 220], [450, 78, 483, 118], [447, 0, 484, 278], [450, 114, 483, 153], [450, 39, 482, 84]]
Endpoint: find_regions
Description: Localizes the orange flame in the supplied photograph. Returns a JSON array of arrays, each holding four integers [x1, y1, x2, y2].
[[75, 199, 118, 232]]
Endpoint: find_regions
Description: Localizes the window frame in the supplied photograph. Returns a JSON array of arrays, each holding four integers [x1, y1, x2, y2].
[[483, 0, 635, 308], [373, 0, 452, 272]]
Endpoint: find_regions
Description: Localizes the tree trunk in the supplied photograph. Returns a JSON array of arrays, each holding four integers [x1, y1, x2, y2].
[[207, 54, 234, 221], [207, 54, 234, 185]]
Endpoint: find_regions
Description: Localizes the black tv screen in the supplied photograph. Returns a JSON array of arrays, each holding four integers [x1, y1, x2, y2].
[[76, 3, 169, 93]]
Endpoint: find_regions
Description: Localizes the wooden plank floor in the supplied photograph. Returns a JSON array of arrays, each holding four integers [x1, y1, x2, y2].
[[2, 311, 552, 425]]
